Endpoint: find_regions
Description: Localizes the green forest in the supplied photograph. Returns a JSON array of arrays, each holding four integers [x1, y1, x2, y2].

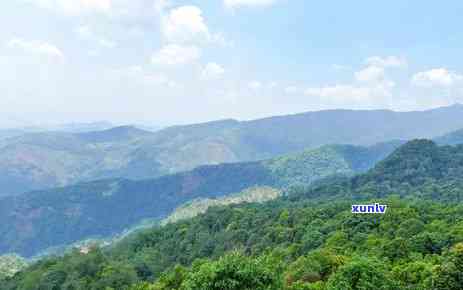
[[2, 140, 463, 289]]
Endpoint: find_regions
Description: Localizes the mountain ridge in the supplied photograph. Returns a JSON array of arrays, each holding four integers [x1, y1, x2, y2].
[[2, 104, 463, 196], [0, 142, 399, 257]]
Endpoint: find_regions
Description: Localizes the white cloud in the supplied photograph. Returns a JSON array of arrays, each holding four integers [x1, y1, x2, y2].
[[355, 56, 406, 82], [7, 38, 64, 59], [159, 5, 229, 47], [161, 5, 209, 44], [412, 68, 463, 87], [355, 65, 385, 82], [151, 5, 229, 69], [201, 62, 225, 80], [151, 44, 201, 66], [224, 0, 278, 8], [365, 56, 407, 68]]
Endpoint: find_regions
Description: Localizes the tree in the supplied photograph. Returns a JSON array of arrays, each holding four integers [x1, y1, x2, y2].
[[432, 243, 463, 290], [181, 252, 279, 290], [326, 256, 394, 290], [285, 249, 342, 287], [92, 262, 138, 290]]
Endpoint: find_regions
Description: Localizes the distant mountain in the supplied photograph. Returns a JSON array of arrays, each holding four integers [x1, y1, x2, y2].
[[435, 128, 463, 145], [0, 129, 26, 141], [48, 121, 114, 133], [76, 126, 153, 143], [0, 142, 398, 257], [0, 127, 160, 196], [0, 122, 114, 139], [2, 104, 463, 196]]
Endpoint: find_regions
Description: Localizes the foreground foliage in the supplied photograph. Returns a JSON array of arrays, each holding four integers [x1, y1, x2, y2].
[[4, 196, 463, 289]]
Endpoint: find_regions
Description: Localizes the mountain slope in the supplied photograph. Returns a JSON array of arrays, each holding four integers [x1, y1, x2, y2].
[[234, 103, 463, 156], [1, 104, 463, 196], [0, 142, 398, 257], [0, 127, 160, 196], [297, 140, 463, 202], [5, 138, 463, 289], [76, 126, 153, 143]]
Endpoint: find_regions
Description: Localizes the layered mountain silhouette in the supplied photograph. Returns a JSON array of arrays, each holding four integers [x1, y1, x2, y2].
[[2, 104, 463, 196], [0, 142, 399, 257]]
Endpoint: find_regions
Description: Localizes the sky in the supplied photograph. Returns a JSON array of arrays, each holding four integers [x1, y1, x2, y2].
[[1, 0, 463, 127]]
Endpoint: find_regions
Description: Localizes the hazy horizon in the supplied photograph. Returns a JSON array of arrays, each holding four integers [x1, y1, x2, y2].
[[2, 102, 463, 130]]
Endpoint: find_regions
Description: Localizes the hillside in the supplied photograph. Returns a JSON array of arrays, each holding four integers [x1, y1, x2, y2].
[[5, 139, 463, 290], [0, 127, 161, 196], [76, 126, 153, 143], [160, 186, 282, 225], [296, 140, 463, 203], [0, 142, 397, 257], [1, 105, 463, 196]]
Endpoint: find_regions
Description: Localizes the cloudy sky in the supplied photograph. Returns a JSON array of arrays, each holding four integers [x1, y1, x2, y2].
[[1, 0, 463, 127]]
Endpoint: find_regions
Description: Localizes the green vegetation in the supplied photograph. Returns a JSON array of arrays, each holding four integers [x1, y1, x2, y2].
[[0, 255, 27, 280], [4, 140, 463, 289], [3, 196, 463, 289], [161, 186, 281, 225], [264, 141, 402, 187], [297, 140, 463, 202], [0, 142, 396, 257]]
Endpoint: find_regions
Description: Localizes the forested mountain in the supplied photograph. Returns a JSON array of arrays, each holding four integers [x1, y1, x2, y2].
[[4, 140, 463, 289], [0, 126, 161, 196], [1, 104, 463, 196], [0, 142, 398, 257], [297, 140, 463, 202]]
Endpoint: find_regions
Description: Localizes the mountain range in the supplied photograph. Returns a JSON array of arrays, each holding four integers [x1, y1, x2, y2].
[[2, 104, 463, 196], [0, 141, 400, 257]]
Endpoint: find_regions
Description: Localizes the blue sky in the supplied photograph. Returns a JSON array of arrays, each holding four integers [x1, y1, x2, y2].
[[1, 0, 462, 127]]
